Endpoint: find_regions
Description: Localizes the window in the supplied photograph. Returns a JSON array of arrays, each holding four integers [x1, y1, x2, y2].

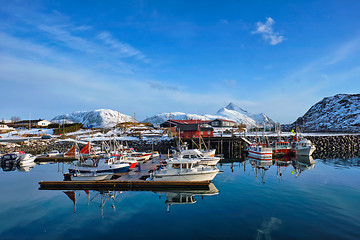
[[173, 164, 180, 169]]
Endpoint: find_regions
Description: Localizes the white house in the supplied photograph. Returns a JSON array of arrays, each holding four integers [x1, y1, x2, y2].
[[13, 119, 51, 128], [0, 124, 14, 133]]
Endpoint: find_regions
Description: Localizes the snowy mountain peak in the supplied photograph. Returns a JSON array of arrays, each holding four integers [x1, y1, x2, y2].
[[224, 102, 248, 113], [51, 109, 137, 128]]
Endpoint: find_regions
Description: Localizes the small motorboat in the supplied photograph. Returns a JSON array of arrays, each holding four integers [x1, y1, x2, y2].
[[149, 158, 219, 182], [1, 152, 36, 166], [68, 156, 130, 177], [70, 172, 114, 181], [292, 138, 316, 156], [247, 144, 273, 160], [175, 149, 220, 166], [46, 150, 63, 157]]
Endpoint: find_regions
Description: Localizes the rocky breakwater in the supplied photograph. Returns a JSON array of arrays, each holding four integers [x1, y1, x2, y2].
[[0, 140, 86, 155], [307, 135, 360, 159]]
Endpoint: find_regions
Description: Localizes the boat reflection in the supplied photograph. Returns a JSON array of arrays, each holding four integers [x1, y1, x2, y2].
[[1, 159, 37, 172], [154, 183, 219, 212], [64, 189, 121, 218], [248, 156, 273, 184], [59, 183, 219, 216], [292, 155, 316, 177], [247, 155, 316, 182], [274, 156, 293, 182]]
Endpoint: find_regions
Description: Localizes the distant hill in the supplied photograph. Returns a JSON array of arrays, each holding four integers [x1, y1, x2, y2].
[[51, 109, 137, 128], [285, 94, 360, 132], [143, 102, 275, 129]]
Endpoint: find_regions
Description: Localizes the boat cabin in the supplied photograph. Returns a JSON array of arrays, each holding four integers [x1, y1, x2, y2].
[[166, 159, 200, 170]]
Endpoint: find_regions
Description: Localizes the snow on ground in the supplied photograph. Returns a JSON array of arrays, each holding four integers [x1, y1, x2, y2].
[[0, 128, 53, 140]]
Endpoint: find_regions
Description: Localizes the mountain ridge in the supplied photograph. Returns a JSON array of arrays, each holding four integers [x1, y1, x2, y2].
[[51, 109, 137, 128]]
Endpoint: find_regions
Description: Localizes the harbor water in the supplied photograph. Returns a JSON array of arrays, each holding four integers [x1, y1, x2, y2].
[[0, 157, 359, 240]]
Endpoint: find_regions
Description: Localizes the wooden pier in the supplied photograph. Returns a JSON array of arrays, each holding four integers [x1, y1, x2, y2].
[[39, 157, 212, 191]]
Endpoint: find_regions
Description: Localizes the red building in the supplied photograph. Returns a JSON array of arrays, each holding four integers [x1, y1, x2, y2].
[[160, 119, 214, 139], [177, 123, 214, 139]]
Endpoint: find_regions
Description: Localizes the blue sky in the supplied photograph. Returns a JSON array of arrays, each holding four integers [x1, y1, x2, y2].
[[1, 0, 360, 123]]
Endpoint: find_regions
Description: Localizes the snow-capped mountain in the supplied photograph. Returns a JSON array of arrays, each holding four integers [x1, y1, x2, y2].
[[289, 94, 360, 132], [51, 109, 137, 128], [216, 103, 275, 128], [143, 103, 275, 129]]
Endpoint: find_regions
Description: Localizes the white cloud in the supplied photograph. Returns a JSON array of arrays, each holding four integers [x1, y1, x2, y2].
[[252, 17, 285, 45], [97, 31, 148, 62]]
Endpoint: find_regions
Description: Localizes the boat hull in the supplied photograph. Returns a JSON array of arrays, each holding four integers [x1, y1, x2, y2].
[[248, 151, 272, 160], [71, 173, 113, 181], [153, 170, 219, 182], [295, 146, 316, 156]]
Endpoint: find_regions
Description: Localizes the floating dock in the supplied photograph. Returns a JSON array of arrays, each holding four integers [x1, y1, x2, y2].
[[38, 157, 212, 191]]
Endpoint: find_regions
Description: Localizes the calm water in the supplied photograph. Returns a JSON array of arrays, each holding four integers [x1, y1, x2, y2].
[[0, 157, 359, 240]]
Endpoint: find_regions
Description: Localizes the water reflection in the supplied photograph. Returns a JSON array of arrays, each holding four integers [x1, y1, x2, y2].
[[154, 183, 219, 212], [249, 158, 272, 184], [1, 159, 37, 172], [292, 156, 315, 177], [246, 155, 317, 183], [53, 183, 219, 217], [63, 189, 121, 218]]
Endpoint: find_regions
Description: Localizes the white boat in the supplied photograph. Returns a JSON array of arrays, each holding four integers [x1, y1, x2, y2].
[[201, 149, 216, 157], [150, 158, 219, 182], [293, 139, 316, 156], [247, 144, 273, 160], [176, 149, 220, 166], [68, 156, 130, 176], [46, 150, 62, 157], [70, 172, 113, 181]]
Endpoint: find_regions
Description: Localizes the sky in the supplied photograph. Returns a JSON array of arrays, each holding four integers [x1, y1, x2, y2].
[[1, 0, 360, 124]]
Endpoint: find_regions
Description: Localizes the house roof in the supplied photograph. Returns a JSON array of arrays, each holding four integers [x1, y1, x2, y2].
[[14, 119, 47, 124], [211, 118, 237, 123]]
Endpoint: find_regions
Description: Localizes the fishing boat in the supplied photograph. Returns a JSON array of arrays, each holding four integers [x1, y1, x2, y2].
[[68, 156, 130, 177], [111, 153, 138, 168], [126, 150, 152, 161], [293, 138, 316, 156], [175, 149, 220, 166], [273, 141, 293, 156], [247, 144, 273, 160], [149, 158, 219, 182]]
